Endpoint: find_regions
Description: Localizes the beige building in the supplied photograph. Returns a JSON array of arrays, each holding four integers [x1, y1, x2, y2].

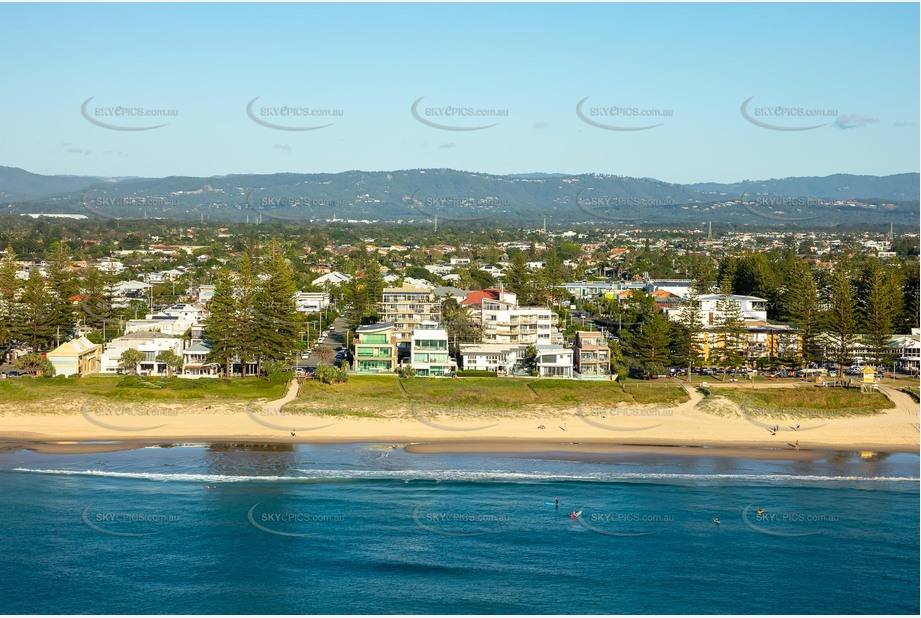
[[379, 286, 440, 343], [573, 331, 610, 379], [46, 336, 102, 377], [353, 322, 398, 373]]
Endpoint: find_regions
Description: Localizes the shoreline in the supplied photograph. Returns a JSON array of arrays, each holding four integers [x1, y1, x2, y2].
[[1, 437, 917, 460], [1, 382, 917, 459]]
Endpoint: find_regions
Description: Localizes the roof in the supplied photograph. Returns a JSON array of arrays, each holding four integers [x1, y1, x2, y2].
[[458, 343, 527, 355], [183, 342, 212, 354], [47, 336, 100, 357], [356, 322, 395, 334]]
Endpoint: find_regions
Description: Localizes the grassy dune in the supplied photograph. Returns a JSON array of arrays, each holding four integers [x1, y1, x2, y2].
[[287, 375, 688, 417], [710, 386, 895, 418], [0, 375, 287, 404]]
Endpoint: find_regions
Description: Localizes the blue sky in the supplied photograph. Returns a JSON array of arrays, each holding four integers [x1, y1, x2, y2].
[[0, 2, 917, 183]]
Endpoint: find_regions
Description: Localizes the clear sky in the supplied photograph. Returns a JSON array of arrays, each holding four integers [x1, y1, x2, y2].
[[0, 2, 917, 183]]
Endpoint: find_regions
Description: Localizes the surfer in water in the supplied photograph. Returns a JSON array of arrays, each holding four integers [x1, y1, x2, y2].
[[756, 507, 765, 516], [554, 498, 559, 508], [713, 516, 720, 525]]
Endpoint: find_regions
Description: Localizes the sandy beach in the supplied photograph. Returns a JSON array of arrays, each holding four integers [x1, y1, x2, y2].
[[1, 380, 917, 457]]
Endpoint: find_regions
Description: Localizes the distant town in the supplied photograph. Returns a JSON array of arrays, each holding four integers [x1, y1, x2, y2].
[[0, 216, 917, 384]]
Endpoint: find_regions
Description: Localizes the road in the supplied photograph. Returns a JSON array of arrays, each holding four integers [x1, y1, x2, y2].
[[296, 314, 350, 369]]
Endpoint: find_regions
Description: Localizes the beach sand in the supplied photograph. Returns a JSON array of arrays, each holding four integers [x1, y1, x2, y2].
[[1, 381, 917, 457]]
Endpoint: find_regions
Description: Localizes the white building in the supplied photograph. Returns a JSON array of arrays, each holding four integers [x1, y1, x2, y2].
[[459, 343, 526, 374], [409, 322, 455, 377], [535, 344, 574, 378], [100, 332, 185, 375], [481, 296, 554, 345], [666, 294, 768, 327], [295, 291, 330, 313]]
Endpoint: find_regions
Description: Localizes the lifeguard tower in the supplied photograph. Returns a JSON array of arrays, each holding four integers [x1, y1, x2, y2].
[[860, 366, 879, 393]]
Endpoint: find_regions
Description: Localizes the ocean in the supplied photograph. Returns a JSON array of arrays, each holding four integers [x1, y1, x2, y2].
[[0, 444, 917, 614]]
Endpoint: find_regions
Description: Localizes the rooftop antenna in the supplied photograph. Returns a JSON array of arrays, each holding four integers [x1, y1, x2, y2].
[[889, 221, 894, 242], [543, 216, 546, 233], [434, 214, 438, 232], [708, 221, 712, 239]]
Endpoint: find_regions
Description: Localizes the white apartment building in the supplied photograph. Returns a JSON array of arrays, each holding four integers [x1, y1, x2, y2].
[[481, 296, 554, 345], [535, 344, 574, 378], [666, 294, 768, 327], [410, 322, 455, 377]]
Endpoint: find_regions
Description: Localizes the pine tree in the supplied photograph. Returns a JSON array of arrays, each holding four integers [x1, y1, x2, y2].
[[0, 246, 21, 352], [714, 278, 746, 379], [45, 242, 78, 339], [675, 284, 705, 379], [235, 252, 260, 378], [18, 269, 57, 352], [205, 268, 239, 378], [504, 253, 531, 303], [79, 266, 113, 331], [782, 260, 820, 367], [824, 267, 859, 381], [632, 311, 672, 377], [254, 241, 302, 371], [861, 262, 902, 369]]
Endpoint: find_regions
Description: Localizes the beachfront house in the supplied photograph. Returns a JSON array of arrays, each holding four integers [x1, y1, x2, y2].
[[46, 336, 102, 377], [409, 321, 455, 377], [535, 344, 574, 378], [458, 342, 527, 374], [100, 332, 185, 375], [573, 331, 610, 379], [353, 322, 398, 374], [181, 342, 221, 378]]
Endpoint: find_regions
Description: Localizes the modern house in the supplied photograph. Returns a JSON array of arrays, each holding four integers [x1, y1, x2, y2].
[[573, 331, 610, 379], [535, 344, 574, 378], [409, 322, 455, 377], [46, 336, 102, 377], [100, 331, 185, 375], [458, 342, 527, 374], [353, 322, 397, 373]]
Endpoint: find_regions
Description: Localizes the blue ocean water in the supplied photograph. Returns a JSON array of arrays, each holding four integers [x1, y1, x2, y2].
[[0, 444, 917, 614]]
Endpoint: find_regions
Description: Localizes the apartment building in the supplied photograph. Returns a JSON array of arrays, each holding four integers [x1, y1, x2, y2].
[[480, 294, 554, 345], [379, 286, 440, 344], [353, 322, 398, 374], [410, 322, 455, 377], [573, 331, 610, 379]]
